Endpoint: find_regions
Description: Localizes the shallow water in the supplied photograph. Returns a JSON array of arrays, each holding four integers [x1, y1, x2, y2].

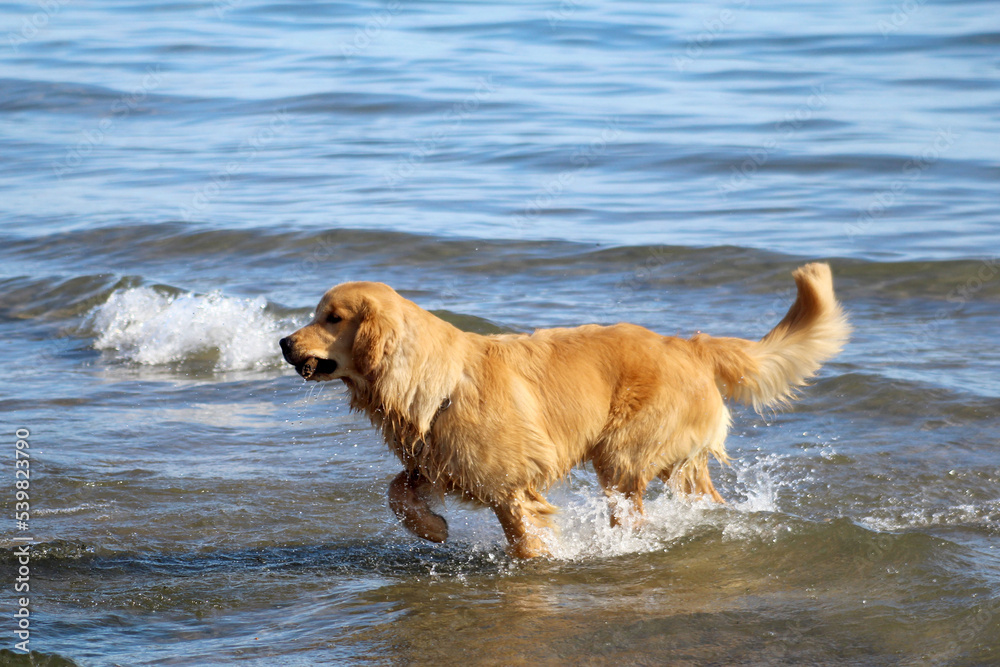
[[2, 0, 999, 665]]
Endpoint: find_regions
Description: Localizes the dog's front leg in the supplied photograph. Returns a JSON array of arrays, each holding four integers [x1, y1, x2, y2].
[[388, 470, 448, 543]]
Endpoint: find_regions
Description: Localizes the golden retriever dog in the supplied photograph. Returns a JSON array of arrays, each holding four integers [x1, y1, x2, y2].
[[280, 263, 849, 558]]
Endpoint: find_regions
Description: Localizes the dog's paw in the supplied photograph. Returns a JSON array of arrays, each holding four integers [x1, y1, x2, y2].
[[388, 471, 449, 543], [413, 511, 449, 544]]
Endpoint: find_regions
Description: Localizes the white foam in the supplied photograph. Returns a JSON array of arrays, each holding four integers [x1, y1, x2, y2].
[[863, 499, 1000, 533], [34, 503, 108, 517], [455, 455, 801, 561], [730, 452, 800, 514], [543, 487, 720, 560], [90, 286, 299, 371]]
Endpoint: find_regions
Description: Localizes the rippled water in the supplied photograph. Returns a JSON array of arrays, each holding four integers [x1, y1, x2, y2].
[[2, 0, 999, 665]]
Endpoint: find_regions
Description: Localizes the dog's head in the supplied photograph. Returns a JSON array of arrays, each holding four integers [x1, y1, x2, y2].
[[280, 281, 403, 382]]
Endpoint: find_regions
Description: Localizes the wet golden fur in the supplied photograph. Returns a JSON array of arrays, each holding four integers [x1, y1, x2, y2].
[[280, 263, 849, 557]]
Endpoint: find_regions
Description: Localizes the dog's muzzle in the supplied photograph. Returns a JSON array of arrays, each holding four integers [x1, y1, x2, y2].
[[280, 337, 338, 380]]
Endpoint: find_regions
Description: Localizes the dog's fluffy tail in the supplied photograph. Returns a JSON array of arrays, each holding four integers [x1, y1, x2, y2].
[[695, 262, 851, 412]]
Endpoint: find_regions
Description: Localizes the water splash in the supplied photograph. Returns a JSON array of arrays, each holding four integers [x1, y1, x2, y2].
[[489, 454, 807, 561], [863, 499, 1000, 534], [89, 286, 300, 371]]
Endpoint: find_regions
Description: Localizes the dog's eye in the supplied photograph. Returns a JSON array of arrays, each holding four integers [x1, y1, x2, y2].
[[327, 313, 342, 324]]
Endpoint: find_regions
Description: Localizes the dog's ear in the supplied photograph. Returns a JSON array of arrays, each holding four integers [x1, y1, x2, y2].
[[352, 298, 400, 377]]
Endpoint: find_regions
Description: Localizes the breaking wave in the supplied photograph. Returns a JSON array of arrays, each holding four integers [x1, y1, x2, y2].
[[89, 286, 302, 371]]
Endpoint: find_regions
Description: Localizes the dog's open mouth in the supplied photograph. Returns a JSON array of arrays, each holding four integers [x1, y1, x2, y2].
[[298, 357, 338, 380]]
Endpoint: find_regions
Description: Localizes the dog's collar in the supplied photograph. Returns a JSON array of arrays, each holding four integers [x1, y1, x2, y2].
[[435, 396, 452, 418], [429, 396, 452, 431]]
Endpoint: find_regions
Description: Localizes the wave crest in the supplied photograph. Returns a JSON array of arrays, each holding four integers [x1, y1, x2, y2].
[[90, 287, 299, 371]]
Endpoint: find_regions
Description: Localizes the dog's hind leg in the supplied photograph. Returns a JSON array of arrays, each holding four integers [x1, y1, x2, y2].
[[491, 491, 555, 558], [658, 456, 725, 504], [388, 470, 449, 543], [592, 463, 649, 529], [692, 463, 725, 503]]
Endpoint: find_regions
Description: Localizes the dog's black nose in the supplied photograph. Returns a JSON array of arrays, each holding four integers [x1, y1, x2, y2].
[[279, 337, 291, 353]]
